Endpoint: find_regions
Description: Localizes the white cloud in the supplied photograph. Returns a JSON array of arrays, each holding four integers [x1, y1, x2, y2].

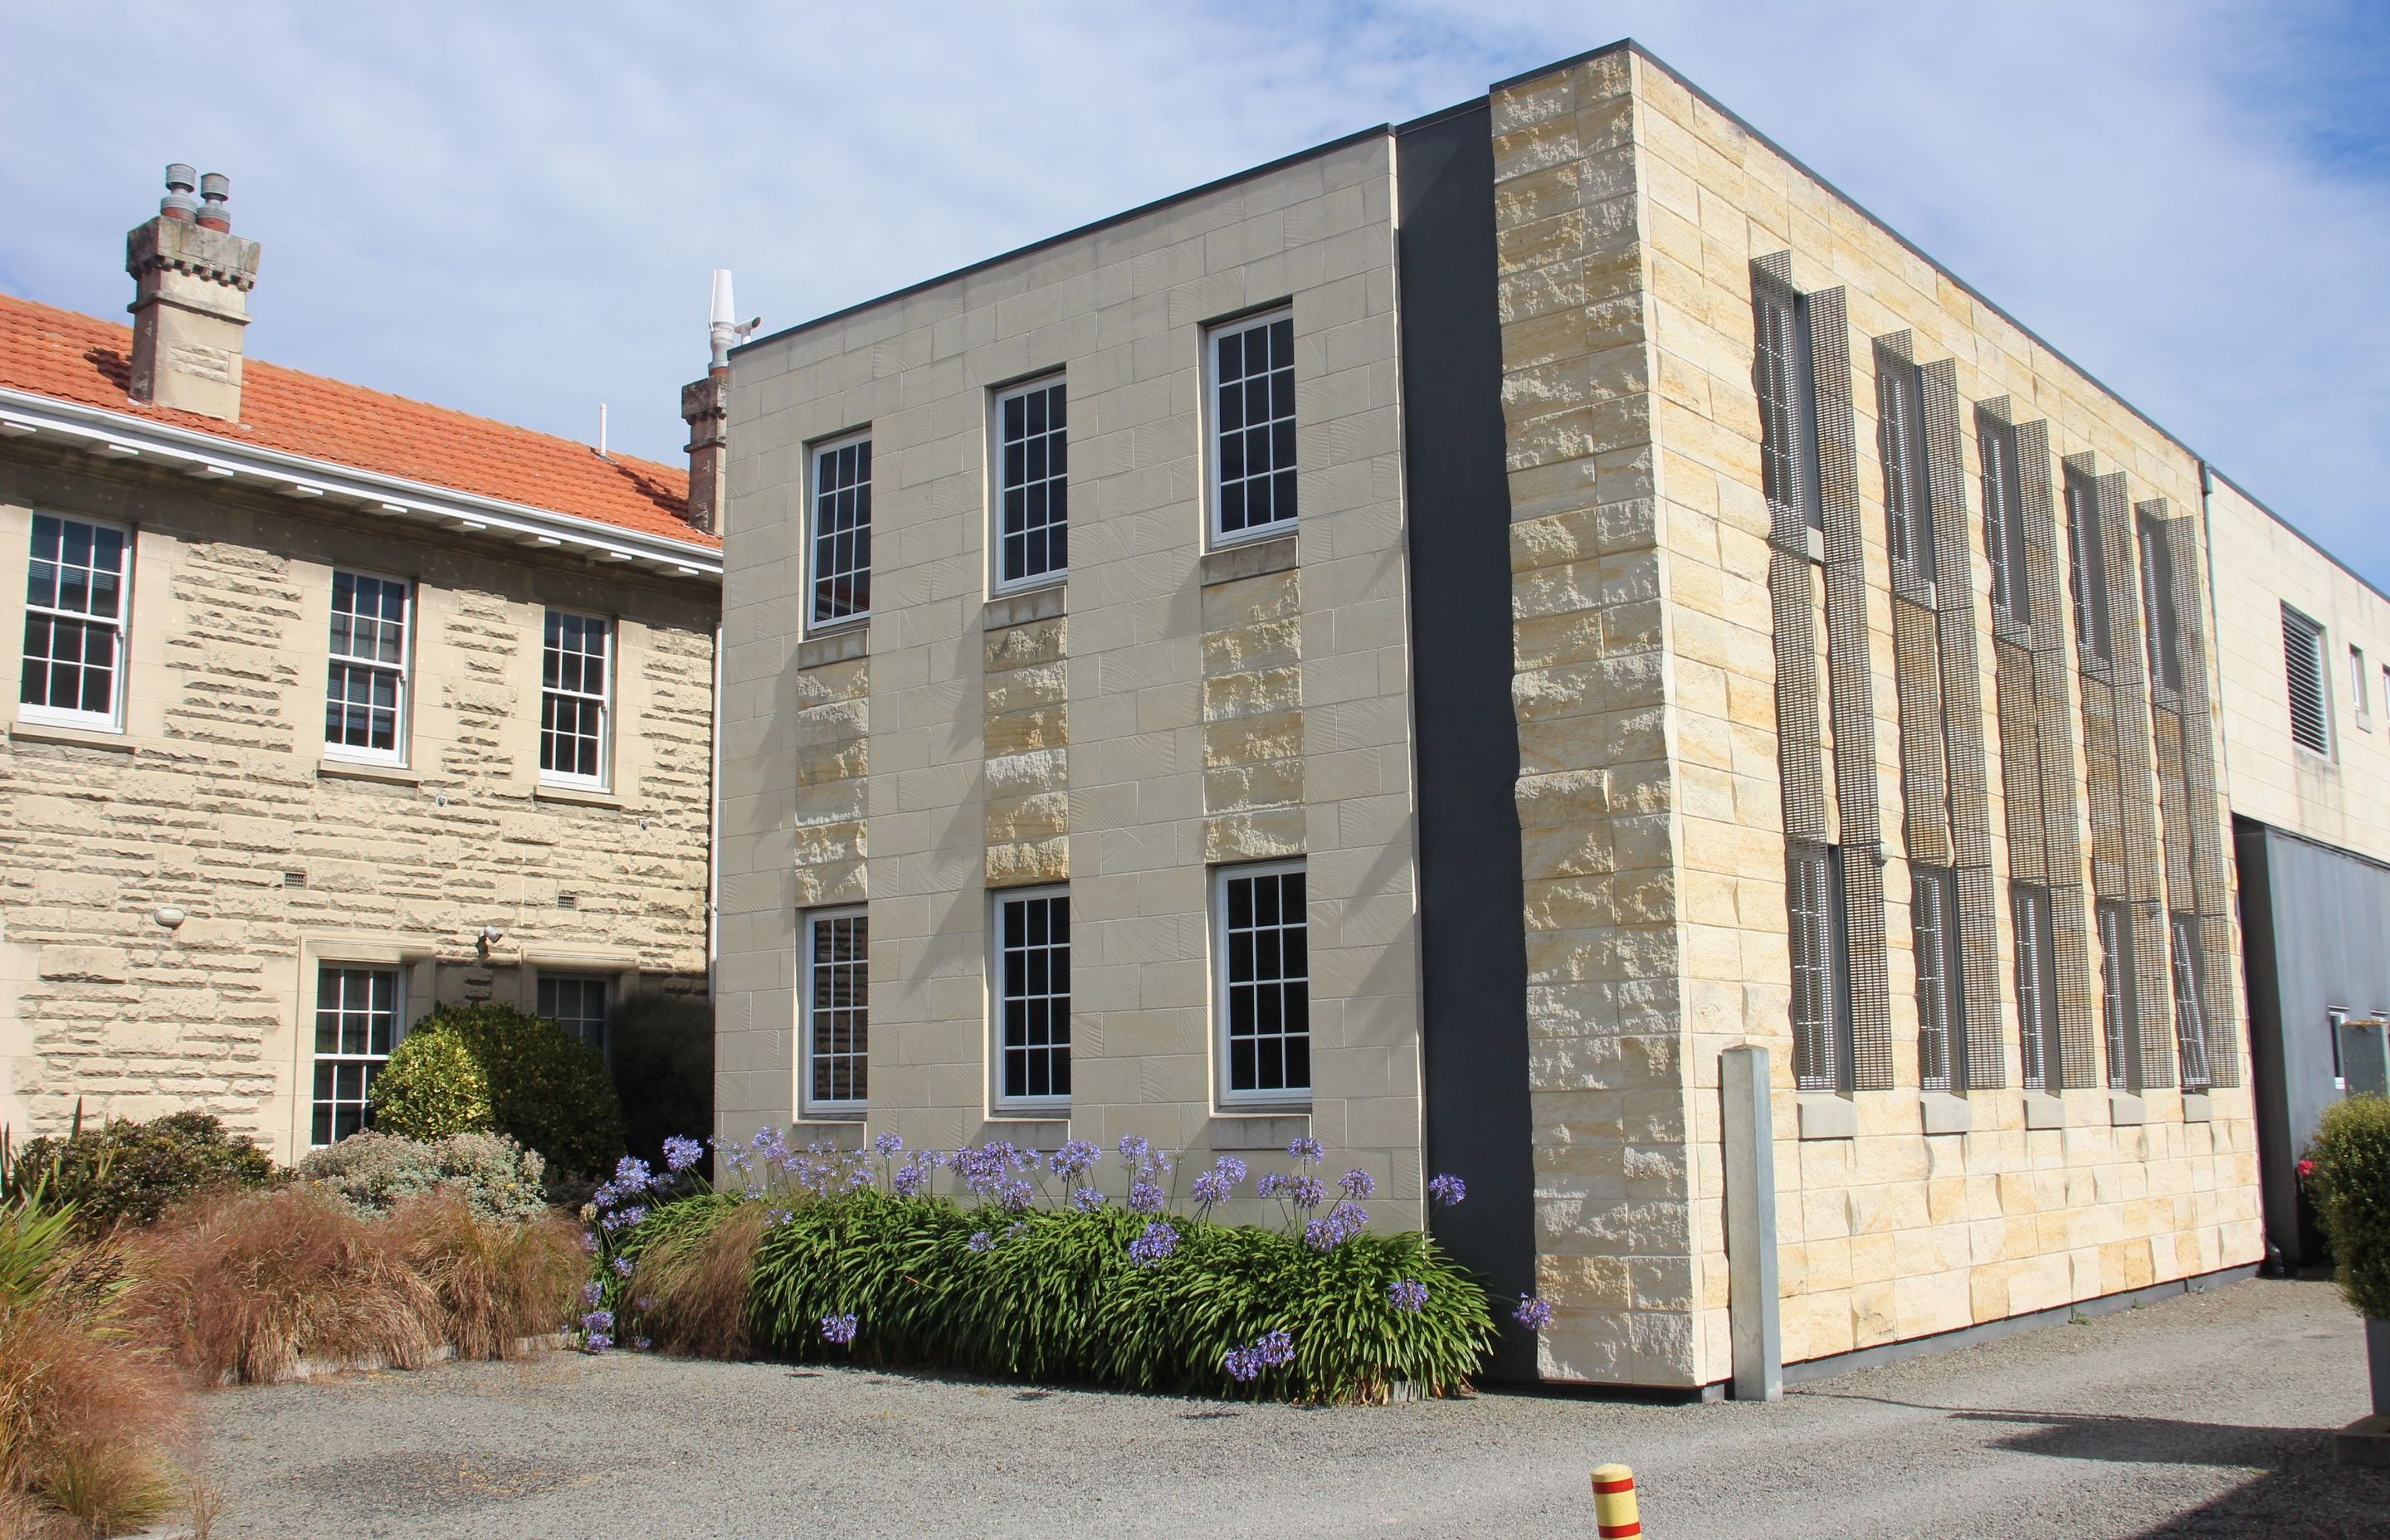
[[2, 2, 2382, 578]]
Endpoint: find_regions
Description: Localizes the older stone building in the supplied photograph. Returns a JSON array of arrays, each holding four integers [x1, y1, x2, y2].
[[717, 40, 2281, 1392], [0, 168, 722, 1162]]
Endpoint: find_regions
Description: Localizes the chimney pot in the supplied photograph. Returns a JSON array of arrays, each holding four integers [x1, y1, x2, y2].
[[195, 172, 231, 232], [162, 163, 198, 222]]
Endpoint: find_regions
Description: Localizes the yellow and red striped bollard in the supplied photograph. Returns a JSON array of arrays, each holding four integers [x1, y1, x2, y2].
[[1591, 1464, 1641, 1538]]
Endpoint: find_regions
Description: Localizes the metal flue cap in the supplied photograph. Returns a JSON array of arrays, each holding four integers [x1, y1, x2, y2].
[[196, 172, 232, 231], [161, 163, 198, 221]]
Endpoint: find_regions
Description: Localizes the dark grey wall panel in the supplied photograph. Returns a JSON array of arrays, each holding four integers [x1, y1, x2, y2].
[[1394, 103, 1538, 1382]]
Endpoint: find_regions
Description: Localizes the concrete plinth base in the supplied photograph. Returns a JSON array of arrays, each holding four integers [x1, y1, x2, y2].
[[2333, 1414, 2390, 1468]]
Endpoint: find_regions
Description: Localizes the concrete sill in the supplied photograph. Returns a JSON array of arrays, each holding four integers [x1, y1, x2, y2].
[[2182, 1092, 2213, 1124], [9, 719, 136, 753], [1797, 1093, 1856, 1141], [984, 583, 1065, 631], [534, 782, 622, 810], [318, 758, 419, 787], [797, 626, 868, 669], [1919, 1094, 1972, 1135], [2023, 1093, 2066, 1130], [1200, 534, 1297, 586], [1209, 1112, 1310, 1151], [2109, 1091, 2146, 1127], [983, 1116, 1069, 1142], [1803, 526, 1826, 564]]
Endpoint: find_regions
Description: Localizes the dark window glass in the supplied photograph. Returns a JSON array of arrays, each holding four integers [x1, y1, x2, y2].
[[2135, 512, 2183, 691], [1220, 865, 1308, 1097], [540, 610, 609, 781], [807, 911, 869, 1106], [811, 439, 873, 624], [2012, 884, 2060, 1093], [997, 889, 1071, 1103], [538, 973, 612, 1053], [996, 380, 1067, 585], [20, 514, 129, 721], [1876, 360, 1936, 583], [325, 571, 410, 755], [1753, 285, 1823, 531], [1789, 843, 1851, 1092], [2063, 470, 2111, 664], [1912, 865, 1963, 1094], [312, 965, 400, 1146], [2170, 914, 2212, 1091], [2097, 899, 2139, 1091], [1212, 314, 1297, 538]]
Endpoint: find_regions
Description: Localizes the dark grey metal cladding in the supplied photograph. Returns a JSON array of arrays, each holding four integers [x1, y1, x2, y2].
[[1393, 103, 1537, 1382]]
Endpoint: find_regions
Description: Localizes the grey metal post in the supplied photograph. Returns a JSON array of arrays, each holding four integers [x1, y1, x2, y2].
[[1722, 1044, 1782, 1401]]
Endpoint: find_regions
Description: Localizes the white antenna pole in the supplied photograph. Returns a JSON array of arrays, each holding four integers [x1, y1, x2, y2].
[[598, 402, 608, 456], [709, 269, 736, 370]]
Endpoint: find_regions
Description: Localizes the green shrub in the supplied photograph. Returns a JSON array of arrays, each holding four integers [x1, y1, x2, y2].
[[607, 991, 714, 1170], [368, 1030, 494, 1143], [603, 1188, 1495, 1403], [369, 1003, 623, 1179], [8, 1111, 275, 1234], [2303, 1093, 2390, 1318], [296, 1130, 549, 1224]]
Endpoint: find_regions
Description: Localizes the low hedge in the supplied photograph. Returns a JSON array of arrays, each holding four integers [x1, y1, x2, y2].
[[591, 1138, 1501, 1403], [295, 1129, 550, 1225], [370, 1003, 623, 1178], [7, 1110, 276, 1234], [2303, 1093, 2390, 1318]]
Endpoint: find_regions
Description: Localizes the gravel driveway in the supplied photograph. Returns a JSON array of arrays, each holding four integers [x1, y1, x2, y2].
[[192, 1278, 2387, 1538]]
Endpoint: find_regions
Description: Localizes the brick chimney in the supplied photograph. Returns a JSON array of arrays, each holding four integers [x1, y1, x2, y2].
[[679, 269, 754, 538], [125, 165, 261, 422]]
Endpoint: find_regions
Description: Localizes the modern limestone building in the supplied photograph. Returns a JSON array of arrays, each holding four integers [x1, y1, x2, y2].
[[2204, 475, 2390, 1272], [715, 40, 2270, 1391], [0, 168, 723, 1163]]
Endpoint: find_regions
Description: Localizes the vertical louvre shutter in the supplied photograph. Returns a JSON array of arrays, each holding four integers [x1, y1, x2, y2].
[[2284, 605, 2330, 754]]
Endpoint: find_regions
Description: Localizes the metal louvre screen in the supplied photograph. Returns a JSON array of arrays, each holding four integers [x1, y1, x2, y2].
[[2012, 417, 2095, 1088], [2165, 514, 2241, 1086], [1893, 598, 1953, 865], [2091, 470, 2175, 1091], [1809, 288, 1894, 1092]]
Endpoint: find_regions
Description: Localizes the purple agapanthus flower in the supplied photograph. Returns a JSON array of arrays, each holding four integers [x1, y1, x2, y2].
[[1211, 1155, 1249, 1185], [612, 1156, 659, 1192], [661, 1135, 705, 1173], [1256, 1328, 1295, 1367], [584, 1333, 613, 1352], [1514, 1294, 1555, 1330], [1051, 1140, 1101, 1177], [1286, 1176, 1327, 1211], [1303, 1201, 1367, 1250], [610, 1256, 633, 1278], [1388, 1279, 1430, 1313], [1190, 1170, 1233, 1211], [1427, 1172, 1467, 1206], [630, 1337, 652, 1351], [580, 1280, 604, 1307], [1118, 1134, 1151, 1162], [1224, 1345, 1261, 1382], [820, 1313, 859, 1346], [968, 1231, 994, 1254], [581, 1309, 615, 1333], [1070, 1187, 1107, 1212], [1287, 1135, 1325, 1166], [1338, 1168, 1376, 1200], [1256, 1172, 1290, 1200], [873, 1131, 904, 1157], [1128, 1180, 1165, 1215], [578, 1231, 598, 1253], [1127, 1221, 1179, 1266]]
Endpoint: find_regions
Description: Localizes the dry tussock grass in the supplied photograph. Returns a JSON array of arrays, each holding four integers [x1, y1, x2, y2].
[[382, 1190, 581, 1360], [632, 1201, 763, 1358]]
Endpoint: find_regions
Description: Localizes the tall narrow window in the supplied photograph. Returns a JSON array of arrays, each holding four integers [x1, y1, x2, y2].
[[1208, 310, 1297, 543], [20, 514, 130, 729], [1788, 843, 1851, 1092], [1217, 861, 1309, 1103], [537, 972, 612, 1052], [540, 610, 611, 786], [1978, 421, 2028, 624], [2282, 603, 2330, 755], [1754, 285, 1823, 531], [2170, 913, 2212, 1091], [995, 887, 1071, 1108], [2096, 900, 2139, 1091], [2352, 646, 2370, 728], [324, 570, 411, 763], [1912, 865, 1963, 1093], [993, 378, 1067, 588], [2062, 470, 2110, 664], [313, 964, 400, 1147], [2135, 510, 2183, 691], [1875, 359, 1935, 583], [2012, 884, 2060, 1093], [802, 908, 869, 1113], [809, 434, 872, 626]]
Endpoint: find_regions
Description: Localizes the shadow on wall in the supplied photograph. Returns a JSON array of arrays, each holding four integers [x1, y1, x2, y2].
[[607, 991, 713, 1168]]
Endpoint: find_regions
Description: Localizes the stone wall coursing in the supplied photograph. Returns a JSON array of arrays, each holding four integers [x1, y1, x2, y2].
[[0, 451, 716, 1159], [986, 616, 1068, 888], [1202, 567, 1305, 860], [1617, 47, 2258, 1381]]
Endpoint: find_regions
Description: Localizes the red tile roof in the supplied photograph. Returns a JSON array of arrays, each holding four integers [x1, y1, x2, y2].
[[0, 291, 707, 548]]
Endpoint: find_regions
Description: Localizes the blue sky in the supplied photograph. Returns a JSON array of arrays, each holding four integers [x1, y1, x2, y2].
[[2, 2, 2384, 579]]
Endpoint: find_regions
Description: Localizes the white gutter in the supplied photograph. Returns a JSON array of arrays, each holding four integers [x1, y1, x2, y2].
[[0, 387, 722, 582]]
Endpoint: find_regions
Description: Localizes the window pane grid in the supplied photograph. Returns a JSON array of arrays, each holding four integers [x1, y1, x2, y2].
[[2170, 914, 2212, 1091], [997, 891, 1071, 1104], [1981, 424, 2025, 621], [540, 610, 610, 781], [807, 912, 869, 1108], [1912, 867, 1959, 1094], [21, 514, 129, 722], [537, 973, 611, 1051], [1220, 866, 1309, 1098], [2097, 900, 2137, 1092], [324, 571, 409, 755], [1789, 844, 1846, 1092], [312, 965, 399, 1147], [2014, 885, 2057, 1093], [1877, 364, 1934, 582], [2064, 473, 2110, 663], [811, 439, 872, 624], [996, 382, 1068, 585], [1212, 314, 1297, 539]]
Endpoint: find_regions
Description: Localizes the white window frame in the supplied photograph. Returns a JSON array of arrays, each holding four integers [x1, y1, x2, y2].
[[18, 511, 134, 733], [323, 567, 413, 767], [310, 962, 404, 1148], [539, 608, 613, 790], [2352, 645, 2371, 731], [535, 969, 613, 1054], [800, 904, 870, 1118], [1204, 307, 1299, 549], [990, 885, 1071, 1114], [806, 431, 873, 632], [1212, 858, 1310, 1109], [988, 374, 1069, 596]]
